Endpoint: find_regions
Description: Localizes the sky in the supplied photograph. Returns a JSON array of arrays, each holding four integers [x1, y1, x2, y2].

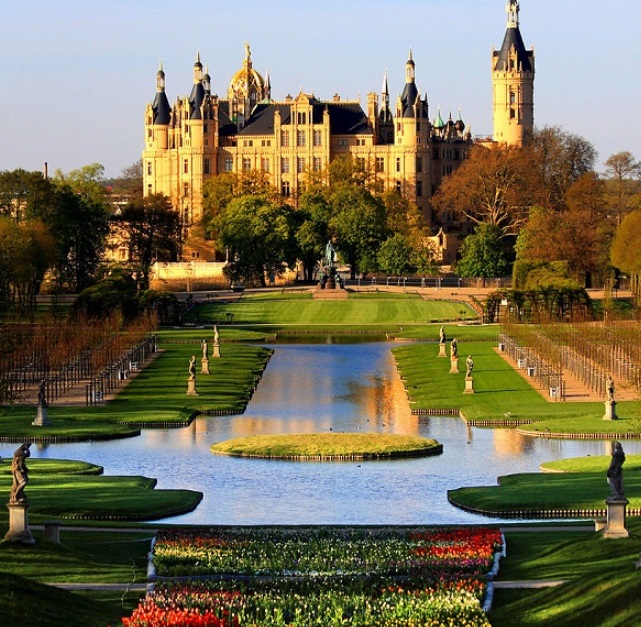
[[1, 0, 639, 179]]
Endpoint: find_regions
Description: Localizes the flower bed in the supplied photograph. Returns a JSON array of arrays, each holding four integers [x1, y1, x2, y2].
[[122, 527, 502, 626]]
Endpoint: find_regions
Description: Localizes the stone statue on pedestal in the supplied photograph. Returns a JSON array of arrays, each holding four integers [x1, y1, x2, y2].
[[606, 375, 615, 402], [201, 339, 209, 360], [439, 326, 446, 344], [37, 380, 47, 408], [607, 442, 625, 500], [10, 443, 31, 505], [450, 338, 458, 358], [188, 355, 196, 380], [465, 355, 474, 378]]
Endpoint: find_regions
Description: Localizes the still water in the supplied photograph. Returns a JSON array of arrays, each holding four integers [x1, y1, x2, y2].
[[29, 342, 640, 525]]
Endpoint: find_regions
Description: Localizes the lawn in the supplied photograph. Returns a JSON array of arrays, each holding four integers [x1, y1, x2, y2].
[[489, 521, 641, 627], [0, 333, 273, 441], [0, 458, 201, 522], [186, 292, 476, 327], [211, 433, 442, 459], [393, 339, 641, 426]]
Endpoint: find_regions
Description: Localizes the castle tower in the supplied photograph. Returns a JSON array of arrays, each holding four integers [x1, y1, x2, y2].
[[492, 0, 534, 146]]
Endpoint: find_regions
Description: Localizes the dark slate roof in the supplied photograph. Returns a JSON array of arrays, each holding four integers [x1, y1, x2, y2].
[[400, 82, 418, 118], [217, 101, 237, 137], [152, 92, 171, 125], [494, 26, 533, 72], [189, 83, 205, 119], [238, 102, 373, 136]]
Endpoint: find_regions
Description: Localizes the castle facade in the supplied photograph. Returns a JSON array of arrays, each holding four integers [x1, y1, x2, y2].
[[142, 1, 533, 255]]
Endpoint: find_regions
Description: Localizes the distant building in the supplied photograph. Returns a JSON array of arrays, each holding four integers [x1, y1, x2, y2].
[[142, 1, 534, 263]]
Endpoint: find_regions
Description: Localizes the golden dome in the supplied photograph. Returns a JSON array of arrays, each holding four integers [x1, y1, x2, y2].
[[228, 43, 266, 101]]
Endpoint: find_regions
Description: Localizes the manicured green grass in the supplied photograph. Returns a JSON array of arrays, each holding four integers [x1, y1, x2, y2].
[[0, 459, 201, 522], [393, 340, 641, 425], [0, 335, 273, 441], [211, 433, 442, 459], [187, 293, 476, 326], [448, 462, 641, 514], [0, 529, 152, 626], [490, 521, 641, 627], [542, 455, 641, 473]]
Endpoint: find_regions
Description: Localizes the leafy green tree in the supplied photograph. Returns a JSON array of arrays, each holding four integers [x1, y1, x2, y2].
[[114, 194, 183, 289], [455, 223, 510, 285], [377, 234, 413, 276], [215, 196, 294, 287], [109, 160, 143, 200], [0, 217, 55, 311], [53, 162, 109, 207], [0, 169, 57, 221], [44, 185, 110, 292], [328, 185, 387, 279], [295, 188, 333, 281]]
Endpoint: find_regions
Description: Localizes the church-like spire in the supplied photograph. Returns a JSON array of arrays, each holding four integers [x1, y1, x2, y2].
[[405, 48, 415, 83], [400, 50, 419, 118], [507, 0, 520, 28], [156, 60, 165, 92]]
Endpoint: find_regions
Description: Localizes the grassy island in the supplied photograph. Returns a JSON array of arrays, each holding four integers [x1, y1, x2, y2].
[[211, 432, 442, 460]]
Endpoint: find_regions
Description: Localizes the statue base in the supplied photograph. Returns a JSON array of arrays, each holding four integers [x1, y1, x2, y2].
[[201, 358, 210, 375], [186, 378, 198, 396], [464, 376, 475, 394], [603, 400, 618, 421], [213, 343, 221, 358], [438, 343, 447, 358], [603, 498, 629, 538], [32, 405, 51, 427], [450, 357, 459, 374], [325, 278, 336, 290], [4, 502, 34, 544]]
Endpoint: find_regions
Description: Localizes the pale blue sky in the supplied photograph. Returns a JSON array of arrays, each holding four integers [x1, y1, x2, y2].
[[1, 0, 638, 178]]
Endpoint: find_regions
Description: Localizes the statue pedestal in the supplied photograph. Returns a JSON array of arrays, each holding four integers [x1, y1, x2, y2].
[[4, 503, 34, 544], [186, 378, 198, 396], [438, 343, 447, 358], [201, 358, 210, 375], [450, 357, 459, 374], [326, 278, 336, 290], [603, 498, 629, 538], [464, 377, 475, 394], [32, 406, 51, 427], [603, 400, 618, 421], [213, 343, 221, 358]]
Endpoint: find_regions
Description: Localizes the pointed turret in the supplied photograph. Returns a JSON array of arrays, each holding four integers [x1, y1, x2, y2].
[[151, 61, 171, 125], [492, 0, 535, 145], [400, 49, 419, 118], [379, 70, 393, 124], [189, 51, 205, 119]]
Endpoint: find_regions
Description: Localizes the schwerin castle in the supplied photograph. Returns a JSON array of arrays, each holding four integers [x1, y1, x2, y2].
[[141, 0, 534, 267]]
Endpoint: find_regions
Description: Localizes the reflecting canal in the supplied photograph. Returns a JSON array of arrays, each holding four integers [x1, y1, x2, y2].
[[29, 342, 641, 525]]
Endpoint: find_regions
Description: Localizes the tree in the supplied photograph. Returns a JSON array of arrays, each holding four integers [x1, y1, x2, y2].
[[529, 126, 597, 210], [377, 234, 413, 276], [295, 188, 333, 282], [0, 217, 55, 311], [603, 151, 641, 226], [53, 163, 109, 207], [46, 185, 110, 292], [455, 224, 510, 285], [611, 210, 641, 299], [215, 196, 294, 287], [109, 160, 143, 200], [328, 185, 387, 279], [432, 144, 541, 236], [114, 194, 183, 289], [0, 169, 57, 222], [516, 174, 611, 286]]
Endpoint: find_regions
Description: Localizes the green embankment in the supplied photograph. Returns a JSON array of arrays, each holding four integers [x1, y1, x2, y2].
[[393, 339, 641, 429], [490, 521, 641, 627], [0, 331, 273, 441], [0, 459, 201, 522], [211, 433, 442, 459]]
